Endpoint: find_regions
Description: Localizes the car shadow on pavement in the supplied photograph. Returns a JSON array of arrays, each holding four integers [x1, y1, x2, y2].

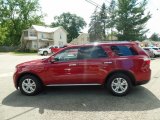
[[2, 86, 160, 113]]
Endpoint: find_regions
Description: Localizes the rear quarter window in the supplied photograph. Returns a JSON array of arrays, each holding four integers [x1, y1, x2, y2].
[[110, 45, 138, 56]]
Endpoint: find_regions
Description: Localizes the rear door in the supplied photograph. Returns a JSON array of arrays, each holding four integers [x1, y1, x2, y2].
[[76, 46, 115, 84]]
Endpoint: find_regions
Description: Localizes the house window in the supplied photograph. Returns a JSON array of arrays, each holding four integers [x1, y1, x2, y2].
[[34, 45, 37, 48], [30, 31, 36, 36], [24, 31, 28, 37], [60, 33, 62, 39], [41, 33, 44, 38], [48, 34, 52, 40]]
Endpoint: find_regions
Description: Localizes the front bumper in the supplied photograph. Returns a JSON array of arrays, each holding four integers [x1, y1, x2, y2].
[[13, 71, 19, 89], [38, 51, 43, 55]]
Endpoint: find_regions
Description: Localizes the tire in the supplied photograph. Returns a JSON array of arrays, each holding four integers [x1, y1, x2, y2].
[[153, 54, 156, 58], [19, 75, 43, 96], [107, 73, 132, 96], [43, 51, 48, 56]]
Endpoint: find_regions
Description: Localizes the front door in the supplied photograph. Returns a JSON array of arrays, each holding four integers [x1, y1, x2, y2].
[[46, 47, 83, 84]]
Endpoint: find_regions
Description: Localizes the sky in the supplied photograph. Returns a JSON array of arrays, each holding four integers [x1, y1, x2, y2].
[[39, 0, 160, 37]]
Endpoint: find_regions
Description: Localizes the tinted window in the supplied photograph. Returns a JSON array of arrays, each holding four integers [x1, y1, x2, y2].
[[153, 48, 158, 50], [77, 46, 107, 59], [144, 48, 149, 50], [111, 46, 138, 56]]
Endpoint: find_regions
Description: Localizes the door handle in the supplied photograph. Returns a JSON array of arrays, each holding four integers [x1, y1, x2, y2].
[[64, 68, 71, 71], [103, 61, 112, 64], [69, 64, 77, 66]]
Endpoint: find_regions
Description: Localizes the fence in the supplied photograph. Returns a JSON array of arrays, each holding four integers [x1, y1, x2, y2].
[[0, 46, 19, 52]]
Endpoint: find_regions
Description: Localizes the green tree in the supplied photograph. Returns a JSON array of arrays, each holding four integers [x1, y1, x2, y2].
[[150, 33, 159, 41], [88, 9, 103, 42], [0, 26, 8, 45], [115, 0, 151, 41], [107, 0, 116, 40], [51, 12, 86, 43], [88, 2, 116, 41], [99, 3, 107, 40], [0, 0, 44, 46]]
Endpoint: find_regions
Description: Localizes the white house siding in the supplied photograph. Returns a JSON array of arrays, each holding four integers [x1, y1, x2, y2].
[[53, 29, 67, 47], [21, 25, 68, 50], [36, 32, 54, 48], [30, 41, 38, 50], [28, 36, 37, 40], [26, 41, 32, 49], [37, 32, 54, 40], [38, 41, 54, 48], [30, 41, 53, 50]]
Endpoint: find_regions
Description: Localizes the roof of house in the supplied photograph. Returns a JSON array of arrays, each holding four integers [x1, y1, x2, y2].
[[31, 25, 68, 34]]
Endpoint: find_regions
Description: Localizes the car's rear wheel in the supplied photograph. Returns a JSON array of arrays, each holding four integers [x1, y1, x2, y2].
[[43, 51, 48, 56], [19, 75, 42, 96], [107, 73, 132, 96]]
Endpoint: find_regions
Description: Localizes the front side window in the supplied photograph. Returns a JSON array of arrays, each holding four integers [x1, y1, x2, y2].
[[77, 46, 107, 59], [54, 48, 78, 61]]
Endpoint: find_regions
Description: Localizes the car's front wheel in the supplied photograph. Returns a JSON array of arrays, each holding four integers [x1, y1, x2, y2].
[[107, 73, 132, 96], [19, 75, 42, 96], [43, 51, 48, 56]]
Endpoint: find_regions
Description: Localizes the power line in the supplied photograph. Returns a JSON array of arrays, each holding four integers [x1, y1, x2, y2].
[[85, 0, 101, 9]]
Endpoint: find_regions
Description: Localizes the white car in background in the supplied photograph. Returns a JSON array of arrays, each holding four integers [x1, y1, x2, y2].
[[143, 47, 160, 57], [38, 45, 59, 56]]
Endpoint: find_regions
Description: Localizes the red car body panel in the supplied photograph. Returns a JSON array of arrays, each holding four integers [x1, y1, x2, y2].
[[51, 48, 63, 53], [13, 42, 151, 89]]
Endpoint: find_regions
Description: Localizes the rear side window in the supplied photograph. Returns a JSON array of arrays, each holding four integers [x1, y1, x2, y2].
[[77, 46, 107, 59], [111, 45, 138, 56]]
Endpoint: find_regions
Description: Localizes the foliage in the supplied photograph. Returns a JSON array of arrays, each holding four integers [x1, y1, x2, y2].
[[88, 9, 104, 42], [88, 0, 151, 41], [0, 26, 8, 45], [150, 33, 160, 41], [99, 3, 107, 40], [107, 0, 116, 28], [0, 0, 44, 46], [88, 1, 116, 41], [115, 0, 151, 41], [51, 12, 86, 43]]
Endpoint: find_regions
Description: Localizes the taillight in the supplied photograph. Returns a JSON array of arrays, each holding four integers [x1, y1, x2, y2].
[[146, 60, 150, 65], [144, 57, 150, 65]]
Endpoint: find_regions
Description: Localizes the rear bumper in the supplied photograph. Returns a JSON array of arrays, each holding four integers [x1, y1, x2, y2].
[[135, 79, 150, 85], [135, 69, 151, 85]]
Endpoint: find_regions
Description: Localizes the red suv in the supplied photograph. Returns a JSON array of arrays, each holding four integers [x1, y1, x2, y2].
[[13, 42, 151, 96]]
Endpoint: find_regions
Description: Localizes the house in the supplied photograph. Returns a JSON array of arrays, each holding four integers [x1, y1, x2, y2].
[[21, 25, 68, 50], [70, 33, 89, 45]]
